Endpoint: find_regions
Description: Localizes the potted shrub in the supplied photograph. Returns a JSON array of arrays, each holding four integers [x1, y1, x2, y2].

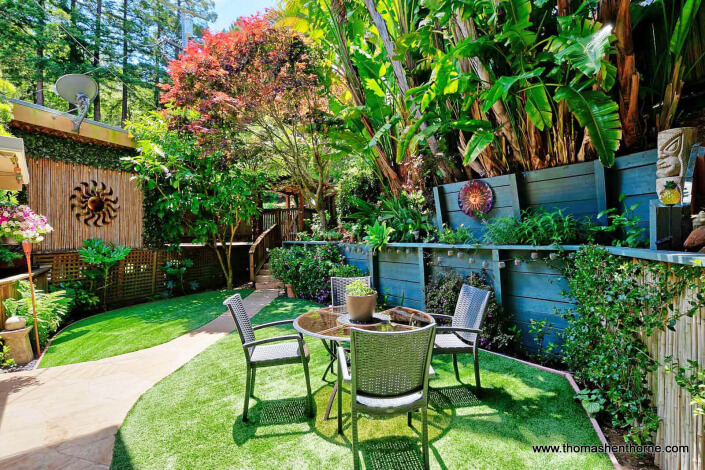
[[345, 280, 377, 322]]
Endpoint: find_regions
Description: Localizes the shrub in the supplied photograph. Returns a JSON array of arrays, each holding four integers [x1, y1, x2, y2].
[[482, 209, 591, 246], [424, 270, 515, 352], [336, 163, 379, 225], [269, 244, 365, 304], [562, 245, 705, 444], [3, 281, 71, 348], [162, 258, 197, 297], [78, 238, 132, 310], [438, 224, 477, 245]]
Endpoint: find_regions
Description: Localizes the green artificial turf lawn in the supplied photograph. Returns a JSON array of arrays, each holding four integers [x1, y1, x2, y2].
[[40, 289, 253, 368], [111, 297, 613, 470]]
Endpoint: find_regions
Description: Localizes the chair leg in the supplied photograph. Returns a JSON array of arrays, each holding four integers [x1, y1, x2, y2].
[[250, 367, 257, 397], [453, 354, 460, 382], [302, 358, 314, 417], [474, 347, 481, 392], [352, 410, 360, 470], [422, 406, 429, 470], [337, 361, 343, 434], [243, 365, 252, 422], [407, 411, 412, 427]]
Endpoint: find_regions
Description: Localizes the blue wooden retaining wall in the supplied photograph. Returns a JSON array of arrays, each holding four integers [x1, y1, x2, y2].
[[285, 240, 705, 353], [285, 241, 577, 352], [434, 149, 660, 241]]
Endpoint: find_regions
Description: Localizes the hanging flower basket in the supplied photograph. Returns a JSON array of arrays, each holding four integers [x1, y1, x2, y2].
[[0, 205, 53, 244]]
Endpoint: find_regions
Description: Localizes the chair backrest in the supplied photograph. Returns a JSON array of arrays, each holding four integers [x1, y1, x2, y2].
[[223, 294, 255, 346], [331, 276, 372, 306], [350, 324, 435, 399], [452, 284, 491, 344]]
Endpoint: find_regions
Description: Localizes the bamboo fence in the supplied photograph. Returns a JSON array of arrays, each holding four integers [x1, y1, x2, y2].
[[638, 262, 705, 470], [26, 158, 144, 252]]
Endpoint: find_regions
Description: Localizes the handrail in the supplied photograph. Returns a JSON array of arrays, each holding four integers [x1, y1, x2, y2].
[[249, 223, 282, 281]]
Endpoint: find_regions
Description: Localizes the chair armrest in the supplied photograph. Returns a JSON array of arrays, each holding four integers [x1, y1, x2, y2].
[[243, 334, 302, 349], [429, 313, 453, 324], [437, 326, 483, 334], [337, 345, 351, 382], [252, 319, 295, 331]]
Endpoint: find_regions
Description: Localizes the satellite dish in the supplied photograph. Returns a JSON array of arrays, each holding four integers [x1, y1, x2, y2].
[[54, 74, 98, 132]]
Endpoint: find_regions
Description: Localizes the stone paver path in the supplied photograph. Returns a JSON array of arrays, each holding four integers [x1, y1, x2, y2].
[[0, 289, 280, 470]]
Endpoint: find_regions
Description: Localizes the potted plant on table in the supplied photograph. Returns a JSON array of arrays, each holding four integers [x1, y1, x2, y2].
[[345, 280, 377, 322]]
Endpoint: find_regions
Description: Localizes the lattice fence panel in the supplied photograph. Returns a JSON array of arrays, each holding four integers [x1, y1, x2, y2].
[[32, 245, 249, 308]]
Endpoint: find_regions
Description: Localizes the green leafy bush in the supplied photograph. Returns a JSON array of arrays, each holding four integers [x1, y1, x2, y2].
[[590, 194, 647, 247], [78, 238, 132, 310], [363, 221, 393, 252], [483, 209, 590, 246], [269, 244, 364, 304], [336, 163, 379, 225], [3, 281, 71, 348], [438, 224, 477, 245], [162, 259, 197, 297], [424, 270, 515, 352], [0, 343, 15, 369], [562, 245, 705, 444]]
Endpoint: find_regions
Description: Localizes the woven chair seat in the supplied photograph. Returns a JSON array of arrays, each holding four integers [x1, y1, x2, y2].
[[434, 333, 474, 353], [357, 391, 424, 410], [249, 342, 309, 366]]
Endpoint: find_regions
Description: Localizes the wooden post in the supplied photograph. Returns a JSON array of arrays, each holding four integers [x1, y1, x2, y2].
[[298, 195, 304, 231], [285, 195, 290, 209], [21, 241, 40, 356], [417, 247, 427, 310], [433, 186, 445, 229], [508, 173, 522, 219], [594, 160, 608, 225], [491, 249, 505, 307]]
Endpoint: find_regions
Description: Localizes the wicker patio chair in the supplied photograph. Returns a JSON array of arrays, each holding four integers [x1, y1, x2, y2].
[[337, 324, 436, 470], [223, 293, 313, 422], [320, 276, 372, 382], [330, 276, 372, 307], [431, 284, 491, 391]]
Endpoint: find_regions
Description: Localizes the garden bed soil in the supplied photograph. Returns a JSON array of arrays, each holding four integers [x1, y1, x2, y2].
[[605, 427, 658, 470]]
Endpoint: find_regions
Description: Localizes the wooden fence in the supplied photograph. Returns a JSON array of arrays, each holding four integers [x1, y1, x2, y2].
[[27, 158, 144, 252], [0, 267, 50, 328], [31, 244, 250, 308], [261, 208, 314, 241]]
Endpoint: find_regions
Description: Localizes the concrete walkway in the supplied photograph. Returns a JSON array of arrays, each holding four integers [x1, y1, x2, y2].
[[0, 289, 280, 470]]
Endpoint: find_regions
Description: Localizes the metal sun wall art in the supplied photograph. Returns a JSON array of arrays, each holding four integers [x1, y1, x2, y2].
[[458, 180, 494, 217], [70, 180, 120, 226]]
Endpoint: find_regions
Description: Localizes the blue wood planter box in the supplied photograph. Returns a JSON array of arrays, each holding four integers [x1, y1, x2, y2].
[[284, 240, 705, 353]]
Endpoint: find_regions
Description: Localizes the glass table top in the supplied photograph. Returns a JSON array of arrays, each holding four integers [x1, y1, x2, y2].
[[293, 305, 435, 342]]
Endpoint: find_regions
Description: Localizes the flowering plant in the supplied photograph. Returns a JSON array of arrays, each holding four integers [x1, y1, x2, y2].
[[0, 205, 53, 243]]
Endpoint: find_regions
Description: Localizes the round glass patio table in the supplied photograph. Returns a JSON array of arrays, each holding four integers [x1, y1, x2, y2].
[[294, 305, 435, 420], [293, 305, 435, 342]]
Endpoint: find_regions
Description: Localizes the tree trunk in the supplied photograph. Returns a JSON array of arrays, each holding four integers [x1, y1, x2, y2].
[[36, 0, 45, 106], [452, 14, 524, 168], [93, 0, 103, 121], [154, 25, 162, 109], [121, 0, 129, 125], [363, 0, 457, 185], [601, 0, 641, 148]]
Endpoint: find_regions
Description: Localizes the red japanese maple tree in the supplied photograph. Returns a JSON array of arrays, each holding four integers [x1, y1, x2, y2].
[[162, 14, 334, 226]]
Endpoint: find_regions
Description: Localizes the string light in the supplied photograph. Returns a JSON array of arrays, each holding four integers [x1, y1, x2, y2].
[[531, 252, 539, 260], [549, 253, 558, 260], [468, 257, 475, 264], [514, 259, 522, 266], [482, 261, 489, 269]]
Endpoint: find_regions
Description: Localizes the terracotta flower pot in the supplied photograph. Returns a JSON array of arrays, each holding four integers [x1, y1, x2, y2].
[[346, 294, 376, 322], [286, 284, 296, 298]]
